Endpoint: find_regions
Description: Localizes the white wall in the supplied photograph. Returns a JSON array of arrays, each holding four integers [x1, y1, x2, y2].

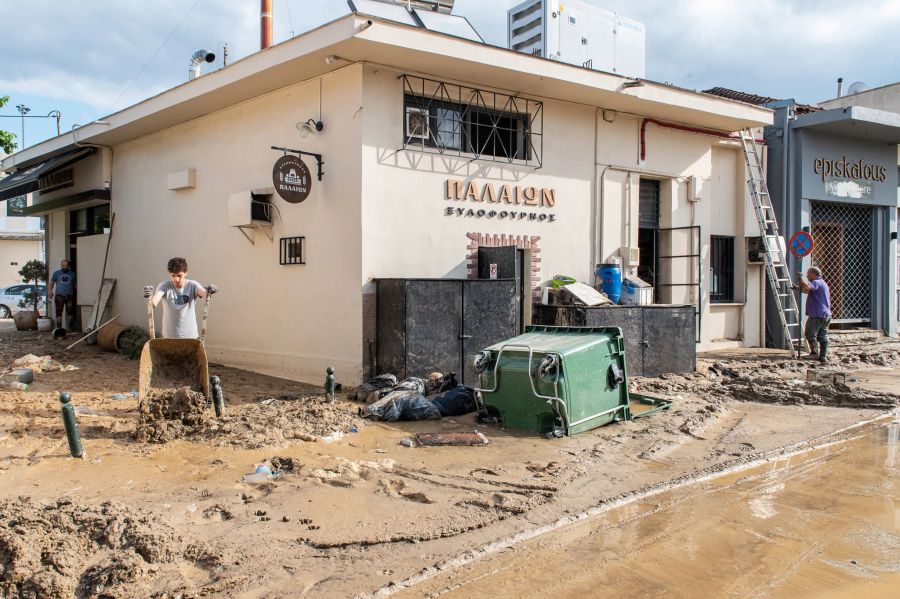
[[106, 65, 365, 384], [360, 65, 596, 287]]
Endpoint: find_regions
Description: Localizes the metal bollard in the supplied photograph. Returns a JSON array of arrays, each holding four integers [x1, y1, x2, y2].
[[59, 391, 84, 459], [210, 375, 225, 418], [325, 366, 336, 403]]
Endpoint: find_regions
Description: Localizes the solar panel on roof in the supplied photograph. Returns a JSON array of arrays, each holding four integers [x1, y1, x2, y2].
[[412, 9, 484, 42], [348, 0, 419, 27]]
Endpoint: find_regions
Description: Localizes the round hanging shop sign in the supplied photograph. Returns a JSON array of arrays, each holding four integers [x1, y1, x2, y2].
[[789, 230, 814, 258], [273, 154, 312, 203]]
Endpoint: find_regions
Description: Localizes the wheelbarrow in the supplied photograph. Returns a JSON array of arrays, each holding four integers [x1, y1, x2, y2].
[[138, 288, 214, 400]]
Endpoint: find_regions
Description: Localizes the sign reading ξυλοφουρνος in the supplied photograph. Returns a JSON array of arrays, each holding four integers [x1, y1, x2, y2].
[[273, 155, 312, 203]]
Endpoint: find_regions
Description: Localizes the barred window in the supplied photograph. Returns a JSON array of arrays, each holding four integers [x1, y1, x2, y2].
[[401, 75, 543, 167], [710, 235, 735, 303]]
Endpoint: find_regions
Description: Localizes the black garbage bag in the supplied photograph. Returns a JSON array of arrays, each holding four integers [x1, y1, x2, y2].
[[431, 385, 477, 417], [432, 372, 459, 395], [359, 390, 441, 421], [353, 374, 398, 403]]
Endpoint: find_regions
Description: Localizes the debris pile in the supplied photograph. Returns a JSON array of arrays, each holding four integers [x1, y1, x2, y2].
[[0, 496, 221, 599], [8, 353, 77, 373], [135, 386, 209, 443], [201, 394, 363, 448]]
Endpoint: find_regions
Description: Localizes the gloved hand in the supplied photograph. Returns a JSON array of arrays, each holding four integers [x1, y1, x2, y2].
[[143, 285, 154, 299], [205, 283, 219, 295]]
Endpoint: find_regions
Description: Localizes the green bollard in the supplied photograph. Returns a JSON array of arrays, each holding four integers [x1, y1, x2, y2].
[[59, 391, 84, 459], [210, 375, 225, 418], [325, 367, 336, 403]]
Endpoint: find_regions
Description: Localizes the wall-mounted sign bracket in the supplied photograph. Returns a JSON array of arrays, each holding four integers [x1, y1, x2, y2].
[[271, 146, 324, 180]]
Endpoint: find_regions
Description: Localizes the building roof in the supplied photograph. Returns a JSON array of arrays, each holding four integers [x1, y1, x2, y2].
[[3, 13, 773, 172], [703, 87, 818, 114]]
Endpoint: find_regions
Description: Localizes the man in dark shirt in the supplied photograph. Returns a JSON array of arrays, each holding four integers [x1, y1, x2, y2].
[[49, 260, 77, 329], [794, 267, 831, 362]]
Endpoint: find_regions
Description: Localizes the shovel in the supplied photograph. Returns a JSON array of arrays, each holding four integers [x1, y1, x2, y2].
[[138, 287, 211, 400]]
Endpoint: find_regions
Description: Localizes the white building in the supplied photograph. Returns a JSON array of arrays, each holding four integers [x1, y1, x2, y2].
[[0, 10, 773, 384]]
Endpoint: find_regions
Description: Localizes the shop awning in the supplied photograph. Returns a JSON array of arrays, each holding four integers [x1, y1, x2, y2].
[[0, 147, 95, 202], [21, 188, 110, 216], [792, 106, 900, 144]]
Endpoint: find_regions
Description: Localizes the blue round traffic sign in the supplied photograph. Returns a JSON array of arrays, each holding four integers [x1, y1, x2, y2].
[[789, 231, 813, 258]]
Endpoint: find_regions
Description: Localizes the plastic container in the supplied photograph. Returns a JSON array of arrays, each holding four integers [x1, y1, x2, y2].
[[596, 264, 623, 303]]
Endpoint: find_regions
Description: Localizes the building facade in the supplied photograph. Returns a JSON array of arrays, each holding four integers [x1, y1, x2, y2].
[[0, 193, 44, 288], [0, 13, 772, 384], [765, 104, 900, 341]]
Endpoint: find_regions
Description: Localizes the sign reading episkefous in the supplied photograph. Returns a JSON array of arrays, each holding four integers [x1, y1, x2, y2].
[[443, 179, 557, 222]]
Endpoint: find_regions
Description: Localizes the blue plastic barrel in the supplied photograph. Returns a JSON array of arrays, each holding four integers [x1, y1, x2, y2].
[[596, 264, 623, 304]]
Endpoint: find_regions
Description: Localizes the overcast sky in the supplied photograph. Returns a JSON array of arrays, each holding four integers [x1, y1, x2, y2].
[[1, 0, 898, 150]]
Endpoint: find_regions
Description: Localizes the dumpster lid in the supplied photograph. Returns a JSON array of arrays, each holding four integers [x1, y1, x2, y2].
[[485, 325, 621, 356]]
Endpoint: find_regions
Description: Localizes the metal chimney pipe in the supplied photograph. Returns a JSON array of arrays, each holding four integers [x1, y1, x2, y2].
[[189, 49, 216, 80], [261, 0, 273, 50], [836, 77, 843, 97]]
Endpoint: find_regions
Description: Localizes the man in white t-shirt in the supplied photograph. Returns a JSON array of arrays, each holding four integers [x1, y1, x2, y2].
[[143, 257, 217, 339]]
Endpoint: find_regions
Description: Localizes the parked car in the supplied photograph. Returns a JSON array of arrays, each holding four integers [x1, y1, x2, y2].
[[0, 284, 47, 318]]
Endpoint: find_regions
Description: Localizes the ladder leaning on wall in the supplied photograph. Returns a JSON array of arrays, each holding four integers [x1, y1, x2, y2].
[[739, 129, 803, 358]]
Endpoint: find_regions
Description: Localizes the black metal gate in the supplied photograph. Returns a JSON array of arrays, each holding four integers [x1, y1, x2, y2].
[[810, 202, 874, 323], [376, 279, 519, 387], [657, 225, 702, 342]]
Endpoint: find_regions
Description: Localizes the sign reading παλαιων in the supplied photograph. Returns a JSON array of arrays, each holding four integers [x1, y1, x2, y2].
[[273, 155, 312, 203], [444, 179, 557, 222]]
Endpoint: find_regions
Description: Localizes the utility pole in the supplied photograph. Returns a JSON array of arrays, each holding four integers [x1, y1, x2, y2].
[[16, 104, 30, 148]]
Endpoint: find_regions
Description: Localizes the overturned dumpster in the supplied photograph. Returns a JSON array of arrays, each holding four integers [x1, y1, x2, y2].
[[474, 326, 670, 437]]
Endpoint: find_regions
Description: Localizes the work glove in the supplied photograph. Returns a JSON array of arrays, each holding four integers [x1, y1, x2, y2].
[[143, 285, 154, 299], [205, 283, 219, 295]]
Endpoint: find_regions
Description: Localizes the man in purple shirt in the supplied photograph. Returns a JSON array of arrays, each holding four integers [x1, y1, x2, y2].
[[794, 266, 831, 362]]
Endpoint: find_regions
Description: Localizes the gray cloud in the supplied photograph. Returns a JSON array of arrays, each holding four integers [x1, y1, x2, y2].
[[0, 0, 897, 116]]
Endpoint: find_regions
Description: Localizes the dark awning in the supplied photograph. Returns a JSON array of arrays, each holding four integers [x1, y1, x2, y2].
[[21, 189, 110, 216], [0, 147, 95, 202]]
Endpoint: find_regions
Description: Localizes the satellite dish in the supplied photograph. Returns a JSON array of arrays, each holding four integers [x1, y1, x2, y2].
[[847, 81, 868, 95]]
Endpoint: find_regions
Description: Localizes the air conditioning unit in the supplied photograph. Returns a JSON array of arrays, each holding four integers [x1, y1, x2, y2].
[[507, 0, 645, 78], [228, 188, 274, 244]]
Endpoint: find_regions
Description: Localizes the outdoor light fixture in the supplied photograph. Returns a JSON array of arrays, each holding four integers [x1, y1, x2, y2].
[[296, 118, 324, 137]]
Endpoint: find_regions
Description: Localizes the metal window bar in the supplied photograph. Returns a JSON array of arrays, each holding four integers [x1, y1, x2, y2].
[[400, 74, 543, 168], [279, 236, 305, 265], [657, 225, 702, 342], [709, 236, 735, 303]]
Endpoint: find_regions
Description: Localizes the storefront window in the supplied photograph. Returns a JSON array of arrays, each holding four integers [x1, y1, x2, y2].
[[710, 235, 735, 303]]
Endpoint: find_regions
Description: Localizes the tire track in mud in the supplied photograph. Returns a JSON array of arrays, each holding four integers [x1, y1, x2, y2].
[[358, 409, 898, 599]]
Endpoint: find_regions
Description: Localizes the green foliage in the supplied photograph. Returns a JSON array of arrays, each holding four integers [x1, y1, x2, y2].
[[18, 259, 48, 312], [0, 95, 16, 154]]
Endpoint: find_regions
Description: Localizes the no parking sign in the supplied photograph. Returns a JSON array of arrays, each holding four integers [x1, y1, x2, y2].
[[789, 231, 814, 258]]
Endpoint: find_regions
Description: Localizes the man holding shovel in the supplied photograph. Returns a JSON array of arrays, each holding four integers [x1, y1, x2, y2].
[[144, 257, 217, 339]]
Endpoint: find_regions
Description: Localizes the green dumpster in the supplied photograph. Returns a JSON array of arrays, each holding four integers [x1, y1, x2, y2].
[[474, 326, 670, 436]]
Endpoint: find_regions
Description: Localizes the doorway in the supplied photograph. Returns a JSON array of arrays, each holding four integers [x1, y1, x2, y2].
[[638, 179, 660, 292]]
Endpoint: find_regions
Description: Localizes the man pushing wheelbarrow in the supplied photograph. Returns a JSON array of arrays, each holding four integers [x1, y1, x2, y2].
[[135, 257, 219, 442]]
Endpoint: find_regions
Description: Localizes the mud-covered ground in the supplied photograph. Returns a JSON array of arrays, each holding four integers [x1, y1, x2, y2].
[[0, 330, 897, 598]]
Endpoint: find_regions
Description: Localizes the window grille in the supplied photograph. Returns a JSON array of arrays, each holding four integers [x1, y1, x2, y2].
[[401, 74, 544, 168], [810, 201, 874, 322], [279, 236, 305, 265], [709, 235, 735, 303]]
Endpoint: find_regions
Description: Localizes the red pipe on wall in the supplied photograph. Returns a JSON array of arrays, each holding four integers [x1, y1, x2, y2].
[[640, 118, 763, 161]]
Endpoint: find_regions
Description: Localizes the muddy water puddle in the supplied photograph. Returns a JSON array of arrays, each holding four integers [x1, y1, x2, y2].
[[403, 418, 900, 598]]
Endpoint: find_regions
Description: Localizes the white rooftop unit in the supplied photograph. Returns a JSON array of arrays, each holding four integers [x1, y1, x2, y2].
[[508, 0, 645, 79]]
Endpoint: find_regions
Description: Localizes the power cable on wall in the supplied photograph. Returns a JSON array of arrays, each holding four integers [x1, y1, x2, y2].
[[106, 0, 204, 113]]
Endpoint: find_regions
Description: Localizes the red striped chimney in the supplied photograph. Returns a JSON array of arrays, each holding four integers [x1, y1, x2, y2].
[[261, 0, 273, 50]]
